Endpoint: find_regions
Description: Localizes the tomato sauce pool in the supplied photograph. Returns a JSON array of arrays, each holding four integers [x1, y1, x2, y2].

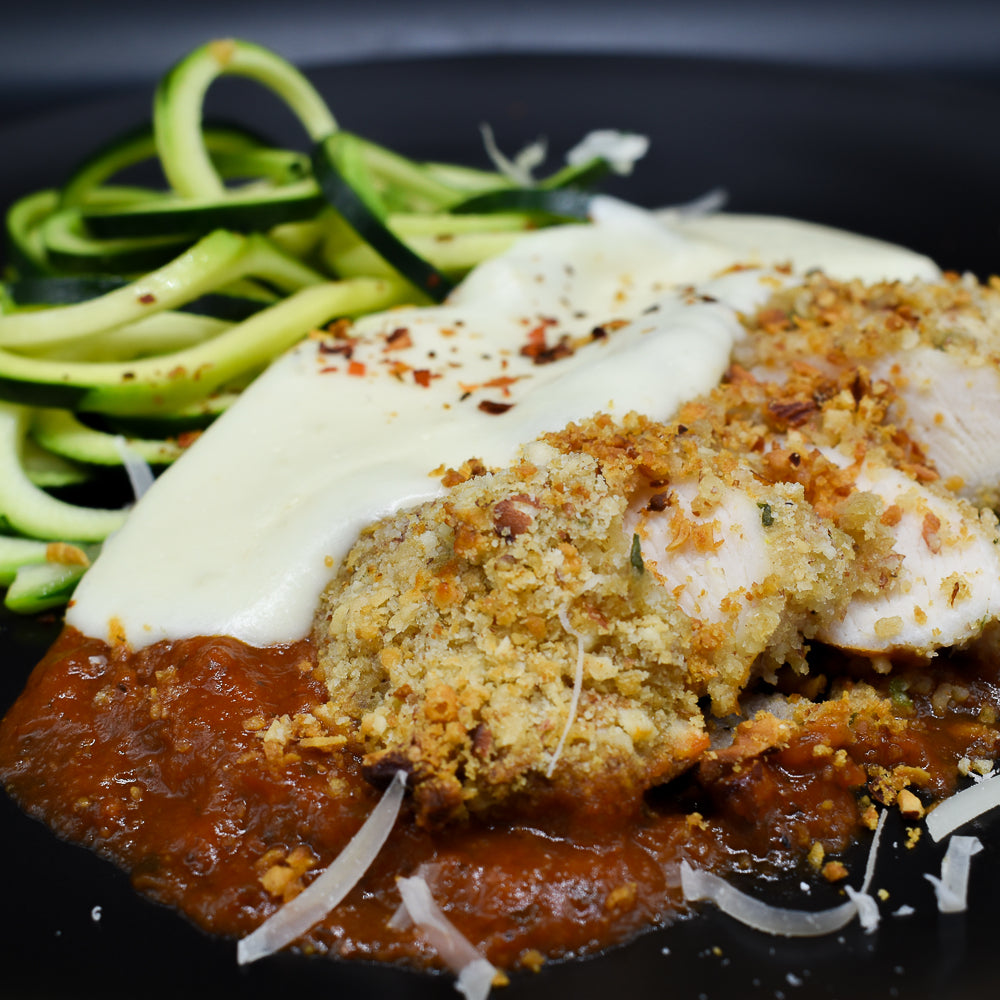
[[2, 627, 999, 972]]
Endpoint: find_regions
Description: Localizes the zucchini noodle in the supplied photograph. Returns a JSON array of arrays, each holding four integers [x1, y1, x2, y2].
[[0, 36, 639, 612]]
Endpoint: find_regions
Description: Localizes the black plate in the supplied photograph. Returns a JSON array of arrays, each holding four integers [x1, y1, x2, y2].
[[3, 53, 1000, 1000]]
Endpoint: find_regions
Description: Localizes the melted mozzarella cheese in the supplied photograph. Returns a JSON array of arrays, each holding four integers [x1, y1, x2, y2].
[[67, 207, 938, 648]]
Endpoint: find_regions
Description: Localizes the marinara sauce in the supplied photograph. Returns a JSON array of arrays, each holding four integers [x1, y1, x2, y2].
[[1, 627, 998, 971]]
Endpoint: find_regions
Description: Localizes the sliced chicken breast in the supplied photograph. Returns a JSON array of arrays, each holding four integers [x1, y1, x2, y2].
[[816, 450, 1000, 655]]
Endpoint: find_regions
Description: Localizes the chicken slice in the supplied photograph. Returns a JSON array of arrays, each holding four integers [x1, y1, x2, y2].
[[738, 272, 1000, 509], [816, 450, 1000, 656], [871, 346, 1000, 509], [625, 472, 853, 713], [626, 478, 768, 633]]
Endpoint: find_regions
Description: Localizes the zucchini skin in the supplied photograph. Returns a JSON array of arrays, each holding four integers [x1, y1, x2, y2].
[[0, 37, 626, 611], [82, 183, 326, 240], [155, 39, 337, 199], [60, 121, 270, 207], [8, 277, 270, 322], [0, 275, 411, 416], [312, 135, 455, 303]]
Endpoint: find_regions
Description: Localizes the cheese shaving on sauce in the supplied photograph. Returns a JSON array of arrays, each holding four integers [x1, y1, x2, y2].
[[924, 835, 983, 913], [394, 875, 498, 1000], [925, 772, 1000, 842], [237, 769, 406, 964], [680, 810, 887, 936]]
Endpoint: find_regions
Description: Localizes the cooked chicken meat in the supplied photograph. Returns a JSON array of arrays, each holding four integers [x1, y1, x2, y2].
[[625, 474, 852, 714], [736, 271, 1000, 508], [873, 345, 1000, 510], [813, 449, 1000, 655], [313, 270, 1000, 825], [315, 441, 713, 826]]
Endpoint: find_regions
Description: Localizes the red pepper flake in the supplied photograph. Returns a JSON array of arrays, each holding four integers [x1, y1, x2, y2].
[[478, 400, 513, 415], [319, 365, 340, 374], [520, 324, 548, 355], [519, 321, 574, 365], [591, 319, 629, 340], [325, 317, 354, 337], [384, 327, 413, 351], [175, 430, 202, 449], [458, 375, 523, 398], [413, 369, 436, 388], [319, 341, 354, 359], [347, 361, 367, 377], [137, 292, 156, 305], [482, 375, 520, 397]]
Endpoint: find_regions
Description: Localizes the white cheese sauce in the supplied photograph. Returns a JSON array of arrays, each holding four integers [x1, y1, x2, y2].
[[67, 204, 938, 647]]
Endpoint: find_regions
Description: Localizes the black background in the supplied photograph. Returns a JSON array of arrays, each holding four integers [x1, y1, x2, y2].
[[3, 0, 1000, 123], [2, 6, 1000, 999]]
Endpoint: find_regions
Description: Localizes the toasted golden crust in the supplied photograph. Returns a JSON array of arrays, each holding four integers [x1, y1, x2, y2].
[[315, 447, 709, 824], [312, 416, 861, 823], [313, 272, 1000, 826]]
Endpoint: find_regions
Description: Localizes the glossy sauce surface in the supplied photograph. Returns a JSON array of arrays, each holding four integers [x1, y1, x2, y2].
[[2, 628, 998, 971]]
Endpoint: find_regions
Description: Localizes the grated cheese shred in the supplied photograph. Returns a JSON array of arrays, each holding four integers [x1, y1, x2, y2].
[[546, 606, 586, 778], [680, 810, 887, 936], [112, 435, 155, 501], [395, 874, 498, 1000], [924, 835, 983, 913], [237, 769, 406, 964], [925, 772, 1000, 842]]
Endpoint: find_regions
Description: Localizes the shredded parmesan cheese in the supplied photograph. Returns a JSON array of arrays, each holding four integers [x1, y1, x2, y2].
[[924, 835, 983, 913], [680, 810, 887, 936], [843, 885, 880, 932], [925, 772, 1000, 842], [478, 123, 546, 187], [395, 874, 498, 1000], [112, 435, 155, 501], [237, 769, 406, 964], [546, 607, 585, 778], [564, 130, 649, 176]]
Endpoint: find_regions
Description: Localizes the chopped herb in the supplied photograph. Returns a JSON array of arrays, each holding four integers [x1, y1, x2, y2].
[[889, 677, 914, 712], [758, 502, 774, 527], [630, 533, 644, 574]]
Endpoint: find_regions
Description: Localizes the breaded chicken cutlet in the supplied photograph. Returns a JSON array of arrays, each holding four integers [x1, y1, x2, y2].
[[314, 272, 1000, 826]]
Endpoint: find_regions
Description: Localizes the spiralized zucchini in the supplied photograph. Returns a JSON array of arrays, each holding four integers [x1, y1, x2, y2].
[[0, 36, 646, 612]]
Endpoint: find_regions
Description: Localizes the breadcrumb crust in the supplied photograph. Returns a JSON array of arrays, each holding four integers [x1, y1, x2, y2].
[[313, 273, 1000, 825]]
